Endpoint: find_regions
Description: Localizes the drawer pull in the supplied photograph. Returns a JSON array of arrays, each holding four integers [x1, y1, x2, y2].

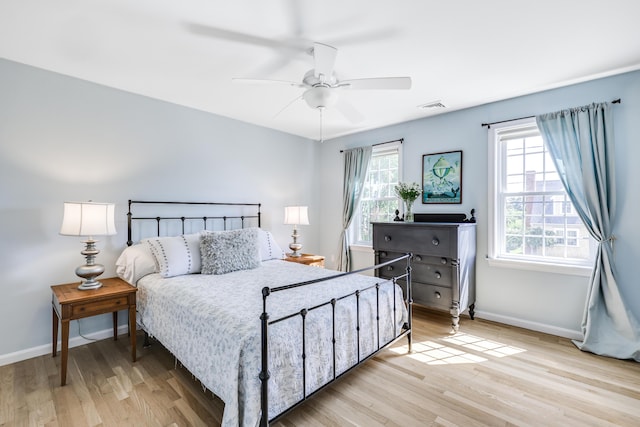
[[441, 257, 447, 264], [415, 255, 422, 262], [435, 272, 442, 279], [387, 266, 394, 272], [432, 238, 440, 246], [435, 291, 441, 299], [380, 251, 387, 257], [385, 235, 392, 242]]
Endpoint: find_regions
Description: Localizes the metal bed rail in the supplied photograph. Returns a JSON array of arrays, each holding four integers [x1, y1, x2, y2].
[[260, 253, 413, 426]]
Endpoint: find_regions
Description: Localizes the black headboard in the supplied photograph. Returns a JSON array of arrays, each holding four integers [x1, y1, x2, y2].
[[126, 200, 262, 246]]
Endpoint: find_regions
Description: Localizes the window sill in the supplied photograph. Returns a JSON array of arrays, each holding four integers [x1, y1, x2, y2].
[[349, 244, 374, 253], [487, 256, 593, 277]]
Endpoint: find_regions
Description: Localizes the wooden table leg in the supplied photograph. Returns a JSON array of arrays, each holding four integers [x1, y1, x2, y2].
[[129, 305, 136, 362], [52, 307, 58, 357], [61, 319, 69, 386], [113, 311, 118, 341]]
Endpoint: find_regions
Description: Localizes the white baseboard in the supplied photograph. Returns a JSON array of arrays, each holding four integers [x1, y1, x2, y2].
[[0, 324, 130, 367], [474, 310, 583, 341]]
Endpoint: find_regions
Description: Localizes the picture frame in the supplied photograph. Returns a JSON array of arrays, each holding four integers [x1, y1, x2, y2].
[[422, 150, 462, 204]]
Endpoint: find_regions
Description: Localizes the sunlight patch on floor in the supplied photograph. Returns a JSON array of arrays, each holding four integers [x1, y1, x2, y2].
[[442, 332, 526, 358], [389, 332, 526, 364]]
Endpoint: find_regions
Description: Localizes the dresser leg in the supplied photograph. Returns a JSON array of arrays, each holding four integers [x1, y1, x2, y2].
[[450, 303, 460, 333], [469, 303, 476, 320]]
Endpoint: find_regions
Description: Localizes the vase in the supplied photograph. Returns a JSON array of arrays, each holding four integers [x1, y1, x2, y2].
[[404, 200, 414, 222]]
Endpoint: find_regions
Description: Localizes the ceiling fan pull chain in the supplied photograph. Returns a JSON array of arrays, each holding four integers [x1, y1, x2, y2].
[[319, 107, 324, 143]]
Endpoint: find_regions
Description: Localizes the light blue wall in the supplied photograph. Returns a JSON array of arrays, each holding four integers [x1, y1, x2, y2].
[[2, 56, 638, 363], [318, 70, 640, 338], [0, 59, 318, 362]]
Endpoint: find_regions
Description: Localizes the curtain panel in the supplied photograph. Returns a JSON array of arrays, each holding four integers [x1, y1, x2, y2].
[[536, 102, 639, 361], [337, 146, 372, 271]]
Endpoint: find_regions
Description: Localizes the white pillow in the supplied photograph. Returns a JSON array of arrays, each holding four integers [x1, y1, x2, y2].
[[146, 233, 202, 278], [115, 243, 157, 285], [258, 229, 285, 261], [201, 228, 261, 275]]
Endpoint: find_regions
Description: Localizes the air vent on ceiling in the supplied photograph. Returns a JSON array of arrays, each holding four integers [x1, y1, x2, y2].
[[418, 100, 446, 109]]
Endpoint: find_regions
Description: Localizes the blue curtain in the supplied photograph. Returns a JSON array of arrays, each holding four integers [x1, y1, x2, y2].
[[337, 146, 372, 271], [537, 102, 639, 361]]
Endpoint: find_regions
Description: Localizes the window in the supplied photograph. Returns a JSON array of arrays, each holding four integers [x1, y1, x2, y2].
[[488, 118, 595, 271], [352, 141, 402, 245]]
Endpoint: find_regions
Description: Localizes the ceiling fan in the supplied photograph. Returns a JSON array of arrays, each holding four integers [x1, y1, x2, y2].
[[233, 42, 412, 140]]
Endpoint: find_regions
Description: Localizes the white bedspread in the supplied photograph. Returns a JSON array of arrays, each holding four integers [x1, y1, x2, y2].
[[136, 259, 407, 427]]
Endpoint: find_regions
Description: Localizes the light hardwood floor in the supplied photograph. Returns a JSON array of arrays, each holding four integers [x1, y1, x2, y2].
[[2, 307, 639, 426]]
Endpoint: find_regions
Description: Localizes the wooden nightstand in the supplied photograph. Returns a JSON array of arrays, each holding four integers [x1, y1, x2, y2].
[[51, 277, 137, 386], [284, 253, 325, 267]]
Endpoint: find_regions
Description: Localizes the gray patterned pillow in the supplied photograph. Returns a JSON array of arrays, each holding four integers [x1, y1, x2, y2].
[[200, 228, 261, 275]]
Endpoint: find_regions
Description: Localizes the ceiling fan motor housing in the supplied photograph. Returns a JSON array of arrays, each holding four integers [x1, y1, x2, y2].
[[303, 68, 336, 87]]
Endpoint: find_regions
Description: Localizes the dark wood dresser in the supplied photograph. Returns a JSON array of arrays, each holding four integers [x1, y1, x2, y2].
[[373, 213, 476, 332]]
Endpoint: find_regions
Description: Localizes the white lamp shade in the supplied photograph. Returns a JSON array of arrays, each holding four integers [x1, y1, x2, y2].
[[284, 206, 309, 225], [60, 202, 117, 237]]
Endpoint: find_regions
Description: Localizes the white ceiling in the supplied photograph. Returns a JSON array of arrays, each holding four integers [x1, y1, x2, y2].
[[1, 0, 639, 141]]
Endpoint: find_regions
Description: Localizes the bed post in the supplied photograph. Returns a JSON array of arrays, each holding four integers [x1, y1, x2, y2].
[[127, 200, 133, 246], [258, 203, 262, 228], [406, 253, 413, 353], [260, 286, 271, 427]]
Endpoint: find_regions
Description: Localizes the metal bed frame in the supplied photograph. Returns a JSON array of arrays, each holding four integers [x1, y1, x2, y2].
[[126, 200, 413, 426]]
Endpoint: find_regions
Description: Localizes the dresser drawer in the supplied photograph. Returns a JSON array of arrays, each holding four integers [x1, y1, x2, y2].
[[71, 296, 128, 317], [378, 251, 454, 287], [377, 251, 409, 279], [413, 283, 452, 311], [373, 224, 453, 257], [379, 251, 450, 268]]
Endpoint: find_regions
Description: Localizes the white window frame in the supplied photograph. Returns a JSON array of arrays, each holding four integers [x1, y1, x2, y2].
[[350, 140, 403, 247], [487, 117, 593, 276]]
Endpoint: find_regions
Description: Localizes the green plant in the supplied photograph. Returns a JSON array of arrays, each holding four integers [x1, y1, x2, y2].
[[394, 182, 422, 202]]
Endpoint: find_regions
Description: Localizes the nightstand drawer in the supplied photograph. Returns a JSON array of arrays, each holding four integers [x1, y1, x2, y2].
[[71, 296, 128, 317]]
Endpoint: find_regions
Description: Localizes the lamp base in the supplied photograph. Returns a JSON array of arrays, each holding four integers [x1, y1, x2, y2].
[[289, 227, 303, 257], [78, 279, 103, 290], [75, 259, 105, 291], [288, 244, 303, 257]]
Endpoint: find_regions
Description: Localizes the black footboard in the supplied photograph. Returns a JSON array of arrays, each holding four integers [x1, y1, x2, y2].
[[259, 253, 413, 426]]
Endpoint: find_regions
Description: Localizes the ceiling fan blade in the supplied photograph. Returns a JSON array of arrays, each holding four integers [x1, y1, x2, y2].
[[327, 27, 400, 47], [312, 42, 337, 81], [339, 77, 412, 90], [335, 97, 365, 123], [232, 78, 305, 89], [186, 23, 306, 53], [274, 94, 304, 118]]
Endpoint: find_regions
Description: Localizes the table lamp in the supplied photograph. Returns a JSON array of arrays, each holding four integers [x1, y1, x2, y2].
[[284, 206, 309, 257], [60, 201, 116, 290]]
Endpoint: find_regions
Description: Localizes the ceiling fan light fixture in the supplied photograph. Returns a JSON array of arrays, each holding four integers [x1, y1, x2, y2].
[[303, 86, 338, 109]]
